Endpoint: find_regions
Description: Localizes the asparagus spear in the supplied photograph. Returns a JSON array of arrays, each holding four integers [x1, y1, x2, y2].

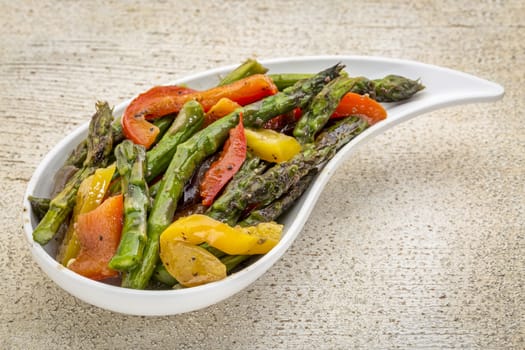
[[206, 156, 267, 226], [63, 113, 172, 170], [222, 254, 250, 273], [242, 63, 345, 128], [145, 101, 205, 182], [28, 196, 51, 221], [108, 141, 149, 271], [250, 116, 368, 206], [239, 171, 315, 226], [149, 179, 161, 199], [153, 253, 250, 287], [219, 58, 269, 86], [338, 75, 424, 102], [153, 262, 177, 286], [83, 103, 115, 168], [208, 116, 368, 224], [269, 73, 424, 102], [122, 64, 344, 289], [111, 118, 125, 145], [63, 140, 88, 168], [294, 76, 359, 144], [33, 101, 114, 245], [268, 73, 313, 90], [152, 115, 177, 139], [371, 75, 425, 102]]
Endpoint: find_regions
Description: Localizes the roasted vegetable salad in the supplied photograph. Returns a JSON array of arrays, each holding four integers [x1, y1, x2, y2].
[[30, 59, 424, 289]]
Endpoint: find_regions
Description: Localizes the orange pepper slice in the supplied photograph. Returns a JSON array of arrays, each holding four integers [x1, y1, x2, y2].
[[68, 194, 124, 281], [332, 92, 387, 125]]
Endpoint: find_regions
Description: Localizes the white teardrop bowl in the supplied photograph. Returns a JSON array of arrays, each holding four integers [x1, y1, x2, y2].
[[22, 56, 504, 316]]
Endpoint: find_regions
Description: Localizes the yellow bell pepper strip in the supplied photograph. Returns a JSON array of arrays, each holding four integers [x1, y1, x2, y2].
[[245, 128, 302, 163], [159, 214, 282, 287], [234, 222, 282, 254], [56, 164, 116, 266], [160, 214, 282, 256], [159, 241, 226, 287], [68, 194, 124, 281]]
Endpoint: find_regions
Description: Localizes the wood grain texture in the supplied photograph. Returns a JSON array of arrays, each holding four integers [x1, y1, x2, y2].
[[1, 0, 523, 349]]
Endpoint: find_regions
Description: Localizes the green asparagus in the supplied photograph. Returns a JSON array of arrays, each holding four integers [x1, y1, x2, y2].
[[145, 100, 205, 182], [270, 73, 424, 102], [242, 63, 345, 128], [294, 76, 359, 144], [208, 116, 368, 224], [153, 253, 250, 288], [222, 254, 250, 273], [268, 73, 313, 90], [83, 103, 114, 168], [153, 115, 177, 139], [60, 103, 124, 181], [219, 58, 269, 86], [371, 75, 425, 102], [64, 140, 88, 168], [153, 262, 178, 286], [109, 140, 149, 271], [239, 172, 315, 226], [148, 179, 161, 199], [206, 156, 267, 225], [28, 196, 51, 221], [33, 101, 114, 245], [250, 116, 368, 207]]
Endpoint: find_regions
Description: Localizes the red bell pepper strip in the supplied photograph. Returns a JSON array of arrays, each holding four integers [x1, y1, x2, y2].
[[332, 92, 387, 125], [200, 114, 247, 206], [68, 194, 124, 281], [122, 75, 277, 148], [122, 86, 195, 149]]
